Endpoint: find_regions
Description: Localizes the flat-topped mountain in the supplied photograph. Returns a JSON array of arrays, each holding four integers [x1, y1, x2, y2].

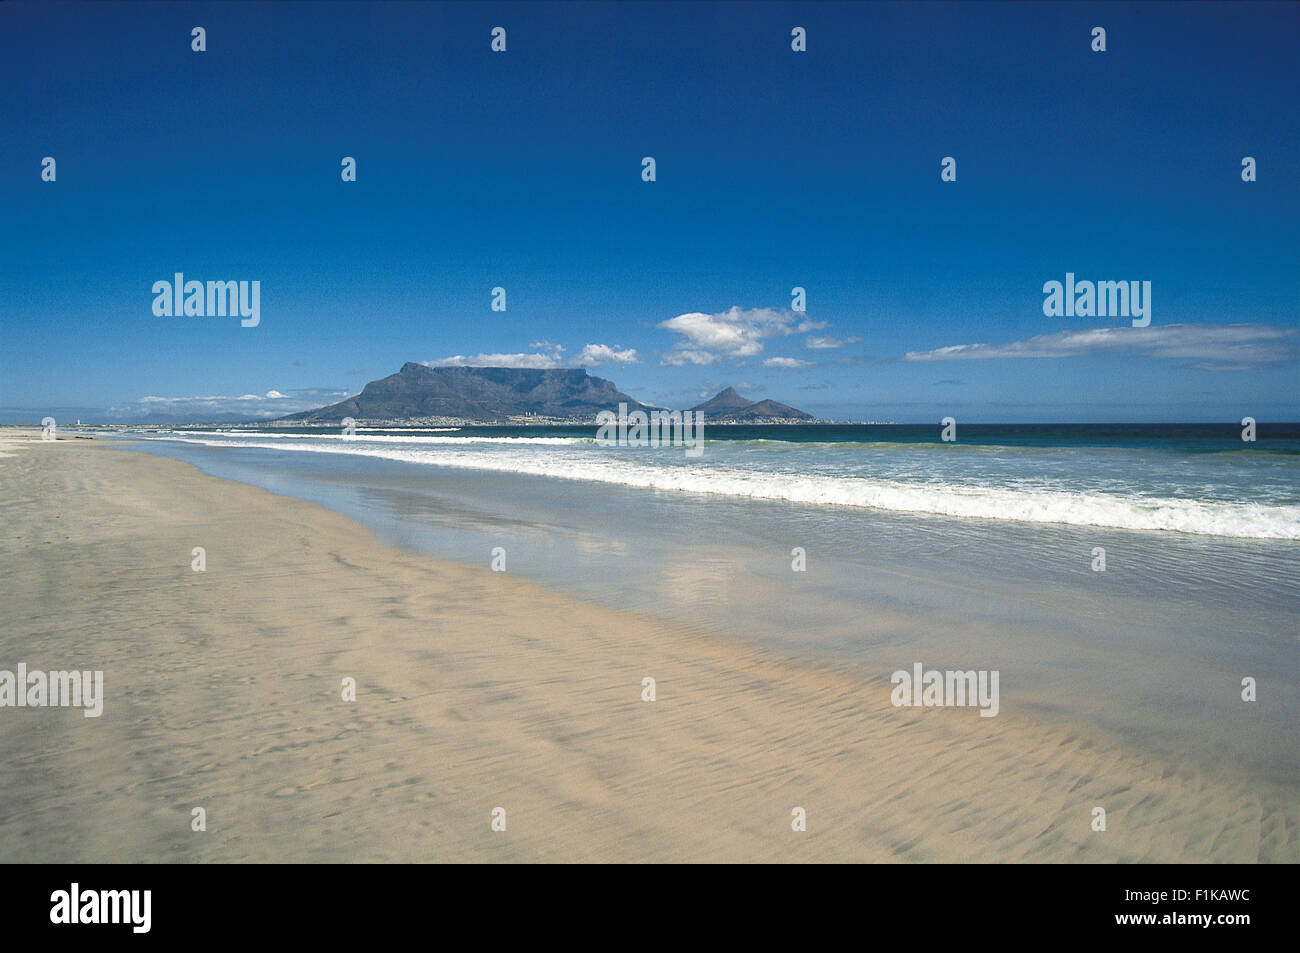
[[280, 366, 815, 425], [281, 363, 657, 424], [688, 386, 814, 422]]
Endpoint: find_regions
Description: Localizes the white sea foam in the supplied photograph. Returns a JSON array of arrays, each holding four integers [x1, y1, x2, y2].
[[204, 430, 590, 445], [146, 434, 1300, 539]]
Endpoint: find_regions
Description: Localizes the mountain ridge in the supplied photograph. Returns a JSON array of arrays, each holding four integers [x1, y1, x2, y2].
[[280, 363, 657, 424], [278, 364, 814, 424]]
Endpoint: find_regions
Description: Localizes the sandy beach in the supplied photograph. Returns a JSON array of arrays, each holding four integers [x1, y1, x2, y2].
[[0, 430, 1293, 863]]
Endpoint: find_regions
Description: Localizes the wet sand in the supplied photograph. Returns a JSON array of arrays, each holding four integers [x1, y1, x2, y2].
[[0, 431, 1293, 862]]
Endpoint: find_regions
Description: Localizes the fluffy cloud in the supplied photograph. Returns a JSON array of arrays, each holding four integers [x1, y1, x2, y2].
[[574, 344, 640, 367], [660, 348, 718, 366], [659, 307, 826, 364], [903, 323, 1298, 368], [762, 357, 811, 368]]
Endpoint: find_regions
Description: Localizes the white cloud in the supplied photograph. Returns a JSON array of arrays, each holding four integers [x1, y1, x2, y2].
[[903, 324, 1298, 368], [762, 357, 811, 368], [138, 392, 294, 404], [427, 352, 563, 369], [806, 335, 861, 350], [110, 388, 347, 420], [660, 348, 718, 366], [426, 341, 566, 369], [659, 307, 823, 364], [574, 344, 640, 367], [426, 341, 637, 370]]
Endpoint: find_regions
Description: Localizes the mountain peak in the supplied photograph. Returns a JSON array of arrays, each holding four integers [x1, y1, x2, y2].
[[688, 386, 814, 421], [693, 386, 754, 411]]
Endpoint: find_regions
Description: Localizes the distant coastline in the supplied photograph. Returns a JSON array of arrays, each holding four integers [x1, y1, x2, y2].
[[28, 418, 891, 429]]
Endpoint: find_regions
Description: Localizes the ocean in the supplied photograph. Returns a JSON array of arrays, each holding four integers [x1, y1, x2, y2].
[[111, 423, 1300, 788], [121, 423, 1300, 539]]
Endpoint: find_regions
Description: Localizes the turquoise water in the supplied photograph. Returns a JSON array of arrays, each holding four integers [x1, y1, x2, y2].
[[119, 422, 1300, 538]]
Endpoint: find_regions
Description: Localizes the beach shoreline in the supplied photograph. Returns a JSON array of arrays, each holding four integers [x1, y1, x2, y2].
[[1, 430, 1294, 862]]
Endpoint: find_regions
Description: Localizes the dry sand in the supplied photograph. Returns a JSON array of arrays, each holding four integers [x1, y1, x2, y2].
[[0, 430, 1293, 862]]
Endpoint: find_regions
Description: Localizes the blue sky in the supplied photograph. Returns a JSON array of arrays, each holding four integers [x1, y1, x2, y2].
[[1, 1, 1296, 423]]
